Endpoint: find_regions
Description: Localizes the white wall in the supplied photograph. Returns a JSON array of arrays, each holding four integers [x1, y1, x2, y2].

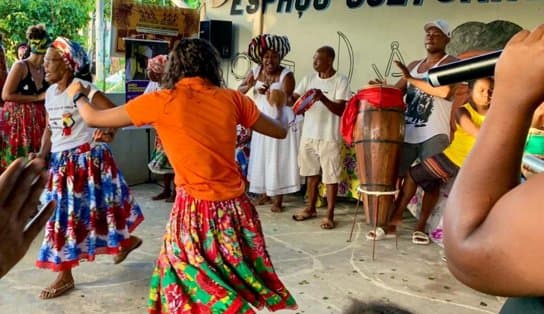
[[203, 0, 543, 91]]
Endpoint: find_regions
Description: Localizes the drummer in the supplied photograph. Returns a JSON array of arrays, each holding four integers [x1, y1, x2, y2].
[[367, 77, 493, 244], [371, 20, 458, 180], [292, 46, 351, 230]]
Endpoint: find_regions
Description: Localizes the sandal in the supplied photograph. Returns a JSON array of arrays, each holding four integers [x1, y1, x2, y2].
[[114, 237, 143, 264], [292, 208, 317, 221], [412, 231, 430, 245], [320, 218, 335, 230], [366, 227, 397, 241], [40, 280, 75, 299]]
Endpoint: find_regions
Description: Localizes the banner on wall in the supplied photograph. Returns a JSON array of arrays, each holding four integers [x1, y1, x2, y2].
[[124, 39, 170, 103], [112, 0, 199, 54]]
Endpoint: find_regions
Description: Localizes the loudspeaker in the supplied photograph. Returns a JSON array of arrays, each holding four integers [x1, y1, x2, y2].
[[200, 20, 232, 59]]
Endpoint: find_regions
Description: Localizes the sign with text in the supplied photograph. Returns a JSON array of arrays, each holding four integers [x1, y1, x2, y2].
[[228, 0, 521, 16], [112, 0, 199, 53]]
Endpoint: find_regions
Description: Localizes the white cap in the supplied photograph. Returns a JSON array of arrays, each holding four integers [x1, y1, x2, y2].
[[424, 20, 451, 38]]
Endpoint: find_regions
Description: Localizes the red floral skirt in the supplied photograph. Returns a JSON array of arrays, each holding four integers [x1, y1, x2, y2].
[[0, 101, 46, 172], [148, 188, 297, 313]]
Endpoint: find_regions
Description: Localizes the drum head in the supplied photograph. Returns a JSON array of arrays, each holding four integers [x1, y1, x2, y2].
[[293, 89, 317, 115]]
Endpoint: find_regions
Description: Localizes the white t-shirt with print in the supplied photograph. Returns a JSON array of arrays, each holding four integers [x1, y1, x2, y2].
[[46, 78, 99, 153], [294, 72, 351, 141]]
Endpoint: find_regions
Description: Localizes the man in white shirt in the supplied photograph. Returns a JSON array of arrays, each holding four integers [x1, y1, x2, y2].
[[292, 46, 351, 230]]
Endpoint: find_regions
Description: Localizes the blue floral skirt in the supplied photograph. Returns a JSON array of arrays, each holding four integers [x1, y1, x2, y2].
[[36, 142, 144, 271]]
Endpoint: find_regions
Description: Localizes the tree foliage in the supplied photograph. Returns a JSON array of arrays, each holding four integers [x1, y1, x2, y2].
[[0, 0, 94, 63]]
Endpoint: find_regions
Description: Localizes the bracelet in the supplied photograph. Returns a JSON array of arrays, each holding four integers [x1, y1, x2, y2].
[[72, 92, 88, 107]]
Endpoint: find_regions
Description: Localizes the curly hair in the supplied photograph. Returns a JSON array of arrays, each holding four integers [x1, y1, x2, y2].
[[162, 38, 223, 89], [26, 24, 48, 41], [26, 24, 50, 55]]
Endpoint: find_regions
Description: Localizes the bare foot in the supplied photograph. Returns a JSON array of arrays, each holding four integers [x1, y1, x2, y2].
[[292, 208, 317, 221], [320, 217, 335, 230], [270, 204, 283, 213], [252, 194, 272, 206]]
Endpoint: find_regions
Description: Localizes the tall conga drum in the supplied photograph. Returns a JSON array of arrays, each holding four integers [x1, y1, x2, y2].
[[352, 85, 405, 227]]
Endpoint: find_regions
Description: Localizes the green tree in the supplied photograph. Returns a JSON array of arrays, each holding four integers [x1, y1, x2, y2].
[[0, 0, 94, 63]]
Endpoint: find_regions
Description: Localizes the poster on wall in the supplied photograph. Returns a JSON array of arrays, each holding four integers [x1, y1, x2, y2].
[[112, 0, 199, 55], [124, 39, 170, 103]]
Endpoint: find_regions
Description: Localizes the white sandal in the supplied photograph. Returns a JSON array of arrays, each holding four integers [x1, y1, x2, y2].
[[412, 231, 430, 245], [366, 227, 396, 241]]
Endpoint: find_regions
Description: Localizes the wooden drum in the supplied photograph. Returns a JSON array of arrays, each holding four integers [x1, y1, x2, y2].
[[352, 85, 405, 227]]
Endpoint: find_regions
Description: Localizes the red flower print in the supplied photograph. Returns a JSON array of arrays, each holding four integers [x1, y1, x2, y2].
[[195, 272, 229, 299]]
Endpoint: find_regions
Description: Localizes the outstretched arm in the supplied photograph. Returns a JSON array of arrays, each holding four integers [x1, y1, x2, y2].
[[251, 113, 287, 139], [394, 59, 457, 99], [68, 81, 132, 128], [369, 60, 419, 94], [444, 25, 544, 296]]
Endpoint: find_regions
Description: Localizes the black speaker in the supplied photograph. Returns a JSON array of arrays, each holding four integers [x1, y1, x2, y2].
[[200, 20, 232, 59]]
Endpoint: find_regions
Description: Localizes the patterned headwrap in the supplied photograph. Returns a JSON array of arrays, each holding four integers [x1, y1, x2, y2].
[[51, 37, 90, 76], [29, 35, 52, 55], [247, 34, 290, 64], [147, 54, 167, 75]]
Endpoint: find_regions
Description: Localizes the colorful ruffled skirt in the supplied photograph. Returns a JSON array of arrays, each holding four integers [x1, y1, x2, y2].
[[148, 188, 297, 313], [36, 142, 144, 271], [0, 101, 46, 172], [148, 136, 174, 175]]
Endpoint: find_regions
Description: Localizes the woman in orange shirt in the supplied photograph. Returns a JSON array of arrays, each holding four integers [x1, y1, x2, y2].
[[66, 39, 297, 313]]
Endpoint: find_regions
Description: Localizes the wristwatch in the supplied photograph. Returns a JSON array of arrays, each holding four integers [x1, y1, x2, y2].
[[73, 92, 88, 107]]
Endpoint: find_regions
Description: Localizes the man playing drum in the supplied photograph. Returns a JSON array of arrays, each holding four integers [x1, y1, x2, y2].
[[368, 20, 458, 240], [292, 46, 351, 230]]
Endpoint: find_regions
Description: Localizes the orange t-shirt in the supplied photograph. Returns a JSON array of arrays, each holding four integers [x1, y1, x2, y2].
[[125, 77, 261, 201]]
